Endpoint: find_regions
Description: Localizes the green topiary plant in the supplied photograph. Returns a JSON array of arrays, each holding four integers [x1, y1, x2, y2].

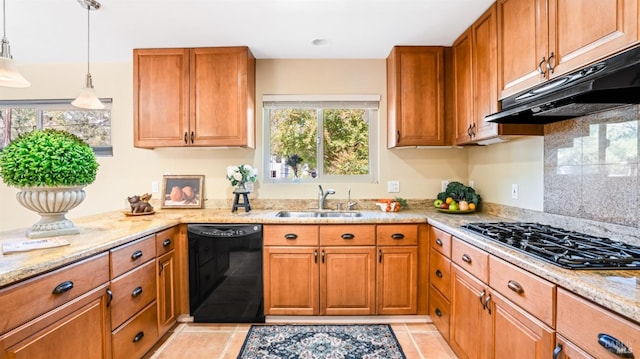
[[0, 129, 99, 187]]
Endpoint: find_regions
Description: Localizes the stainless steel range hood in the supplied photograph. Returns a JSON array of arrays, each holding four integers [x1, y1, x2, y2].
[[486, 45, 640, 124]]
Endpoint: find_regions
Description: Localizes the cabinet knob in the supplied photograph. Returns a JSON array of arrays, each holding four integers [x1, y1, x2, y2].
[[52, 281, 74, 295], [435, 269, 443, 278], [131, 286, 143, 297], [131, 250, 143, 260], [538, 56, 547, 75], [435, 238, 443, 246], [434, 308, 443, 317], [163, 239, 172, 247], [546, 52, 555, 74], [507, 280, 524, 294], [133, 331, 145, 343], [598, 333, 634, 357]]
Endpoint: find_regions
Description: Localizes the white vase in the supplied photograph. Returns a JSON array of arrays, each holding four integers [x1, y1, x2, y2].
[[16, 186, 86, 238]]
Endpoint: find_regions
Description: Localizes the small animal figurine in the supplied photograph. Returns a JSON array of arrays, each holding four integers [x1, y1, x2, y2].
[[128, 195, 154, 213]]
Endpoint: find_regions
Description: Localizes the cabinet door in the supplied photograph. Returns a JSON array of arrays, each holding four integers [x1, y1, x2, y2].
[[157, 250, 177, 336], [453, 29, 474, 145], [548, 0, 638, 77], [491, 291, 555, 359], [377, 246, 418, 315], [554, 335, 594, 359], [320, 246, 375, 315], [133, 48, 190, 148], [450, 265, 492, 359], [497, 0, 548, 99], [1, 285, 111, 359], [263, 246, 319, 315], [387, 46, 446, 147], [471, 4, 500, 141], [190, 47, 255, 147]]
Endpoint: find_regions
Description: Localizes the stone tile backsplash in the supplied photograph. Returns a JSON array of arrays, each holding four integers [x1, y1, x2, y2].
[[544, 104, 639, 228]]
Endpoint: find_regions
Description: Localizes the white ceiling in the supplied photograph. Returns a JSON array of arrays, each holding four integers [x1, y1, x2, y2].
[[5, 0, 494, 64]]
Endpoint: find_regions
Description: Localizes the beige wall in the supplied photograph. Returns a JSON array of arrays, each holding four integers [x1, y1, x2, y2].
[[0, 59, 543, 232]]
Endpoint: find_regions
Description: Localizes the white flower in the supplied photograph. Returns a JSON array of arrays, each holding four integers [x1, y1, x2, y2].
[[233, 172, 243, 181], [227, 166, 238, 177]]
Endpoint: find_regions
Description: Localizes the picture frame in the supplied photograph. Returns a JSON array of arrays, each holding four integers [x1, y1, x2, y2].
[[161, 175, 204, 209]]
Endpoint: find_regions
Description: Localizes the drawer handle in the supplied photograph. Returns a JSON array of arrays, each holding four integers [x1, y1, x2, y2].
[[435, 238, 443, 246], [183, 132, 188, 144], [131, 250, 143, 260], [52, 281, 74, 295], [133, 331, 145, 343], [507, 280, 524, 294], [314, 250, 318, 263], [163, 239, 172, 247], [434, 308, 442, 317], [341, 233, 355, 240], [598, 333, 634, 357], [106, 288, 113, 307], [284, 233, 298, 240], [132, 286, 143, 297], [190, 131, 195, 144], [321, 250, 325, 263], [435, 269, 443, 278], [552, 344, 563, 359], [461, 254, 472, 264], [479, 289, 486, 308], [379, 249, 383, 263], [391, 233, 405, 240]]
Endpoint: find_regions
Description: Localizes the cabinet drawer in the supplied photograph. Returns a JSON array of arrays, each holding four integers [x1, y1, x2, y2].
[[556, 334, 594, 359], [557, 288, 640, 358], [111, 235, 156, 278], [112, 301, 159, 359], [489, 256, 555, 327], [264, 225, 319, 246], [0, 252, 109, 334], [429, 286, 450, 342], [320, 225, 375, 246], [429, 250, 451, 298], [430, 226, 452, 257], [110, 260, 157, 329], [452, 238, 489, 283], [156, 226, 177, 256], [377, 224, 418, 246]]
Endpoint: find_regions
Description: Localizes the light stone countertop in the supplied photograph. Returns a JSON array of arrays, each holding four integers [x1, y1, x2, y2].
[[1, 207, 639, 325]]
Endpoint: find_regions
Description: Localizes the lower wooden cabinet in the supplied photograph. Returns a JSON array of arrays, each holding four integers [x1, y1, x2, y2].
[[263, 224, 421, 317], [156, 227, 178, 336], [0, 284, 111, 359], [263, 246, 319, 315], [111, 302, 159, 359], [320, 246, 376, 315]]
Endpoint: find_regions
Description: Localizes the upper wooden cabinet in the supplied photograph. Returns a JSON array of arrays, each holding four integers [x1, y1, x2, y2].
[[387, 46, 446, 147], [453, 4, 542, 145], [497, 0, 639, 99], [133, 46, 256, 148]]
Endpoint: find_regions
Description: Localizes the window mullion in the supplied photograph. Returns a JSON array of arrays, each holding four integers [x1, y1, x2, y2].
[[317, 108, 324, 177]]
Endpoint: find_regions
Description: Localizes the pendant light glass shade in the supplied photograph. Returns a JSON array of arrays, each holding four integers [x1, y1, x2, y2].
[[0, 0, 30, 88], [71, 73, 104, 109], [72, 0, 103, 109]]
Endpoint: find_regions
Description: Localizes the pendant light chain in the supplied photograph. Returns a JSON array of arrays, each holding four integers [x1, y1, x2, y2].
[[86, 4, 90, 75]]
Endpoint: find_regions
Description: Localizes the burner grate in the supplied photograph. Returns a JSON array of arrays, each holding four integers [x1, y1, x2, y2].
[[462, 222, 640, 270]]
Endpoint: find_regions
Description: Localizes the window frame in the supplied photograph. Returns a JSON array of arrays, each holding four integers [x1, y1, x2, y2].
[[0, 98, 113, 156], [262, 94, 379, 184]]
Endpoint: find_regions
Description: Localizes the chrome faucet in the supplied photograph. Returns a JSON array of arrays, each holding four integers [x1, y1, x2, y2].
[[318, 185, 336, 210], [346, 188, 357, 210]]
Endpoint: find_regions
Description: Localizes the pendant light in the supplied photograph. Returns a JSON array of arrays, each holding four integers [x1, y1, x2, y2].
[[72, 0, 104, 109], [0, 0, 30, 88]]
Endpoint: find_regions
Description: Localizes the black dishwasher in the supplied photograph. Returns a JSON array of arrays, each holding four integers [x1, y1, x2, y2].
[[187, 223, 264, 323]]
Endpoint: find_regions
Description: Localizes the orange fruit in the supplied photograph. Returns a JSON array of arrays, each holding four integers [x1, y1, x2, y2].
[[469, 203, 476, 210], [445, 197, 453, 204]]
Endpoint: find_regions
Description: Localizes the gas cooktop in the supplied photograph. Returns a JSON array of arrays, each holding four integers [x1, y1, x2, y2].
[[462, 222, 640, 270]]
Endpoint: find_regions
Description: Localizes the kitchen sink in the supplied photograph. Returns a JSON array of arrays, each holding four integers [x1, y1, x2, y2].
[[275, 210, 362, 218]]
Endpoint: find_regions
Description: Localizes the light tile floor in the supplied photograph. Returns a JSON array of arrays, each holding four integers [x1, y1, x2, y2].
[[144, 322, 458, 358]]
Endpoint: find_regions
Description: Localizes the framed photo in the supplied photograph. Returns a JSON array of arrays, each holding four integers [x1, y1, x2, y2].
[[161, 175, 204, 209]]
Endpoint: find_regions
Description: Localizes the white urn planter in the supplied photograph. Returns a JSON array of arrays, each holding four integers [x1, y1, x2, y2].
[[16, 186, 86, 238]]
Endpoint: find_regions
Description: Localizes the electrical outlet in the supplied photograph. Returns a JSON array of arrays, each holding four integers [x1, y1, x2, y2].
[[441, 180, 449, 192], [511, 184, 519, 199], [151, 181, 159, 193], [469, 180, 474, 188], [387, 180, 400, 193]]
